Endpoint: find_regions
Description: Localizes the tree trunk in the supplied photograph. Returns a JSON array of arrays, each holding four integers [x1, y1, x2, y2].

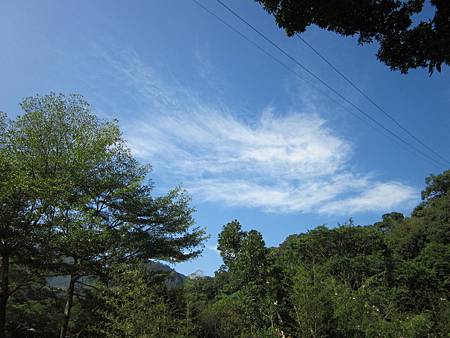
[[59, 274, 77, 338], [0, 253, 10, 338]]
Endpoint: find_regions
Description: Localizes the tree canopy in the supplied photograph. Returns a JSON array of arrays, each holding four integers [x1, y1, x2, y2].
[[254, 0, 450, 74]]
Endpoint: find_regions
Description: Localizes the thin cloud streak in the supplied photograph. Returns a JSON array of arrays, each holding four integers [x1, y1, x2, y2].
[[96, 45, 417, 215]]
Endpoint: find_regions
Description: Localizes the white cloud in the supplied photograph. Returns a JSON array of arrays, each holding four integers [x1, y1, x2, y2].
[[127, 108, 350, 179], [96, 46, 417, 215], [319, 182, 417, 214]]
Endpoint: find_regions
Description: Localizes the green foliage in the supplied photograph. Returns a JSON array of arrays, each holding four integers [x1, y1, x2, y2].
[[7, 280, 62, 337], [217, 220, 246, 269], [277, 224, 389, 289], [92, 263, 181, 337], [289, 266, 337, 337], [198, 293, 246, 338]]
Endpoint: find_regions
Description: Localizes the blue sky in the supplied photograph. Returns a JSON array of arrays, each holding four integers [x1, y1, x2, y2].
[[1, 0, 449, 275]]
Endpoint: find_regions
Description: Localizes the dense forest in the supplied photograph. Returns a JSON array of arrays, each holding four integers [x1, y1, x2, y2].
[[0, 94, 449, 337]]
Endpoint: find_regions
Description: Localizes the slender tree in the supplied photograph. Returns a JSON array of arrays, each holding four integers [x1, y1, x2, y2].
[[217, 220, 246, 270]]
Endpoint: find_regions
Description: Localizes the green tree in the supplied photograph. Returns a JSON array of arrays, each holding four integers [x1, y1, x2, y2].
[[414, 169, 450, 246], [254, 0, 449, 73], [217, 220, 246, 270], [6, 274, 61, 338], [1, 94, 205, 337], [92, 263, 180, 337], [277, 224, 389, 289], [215, 223, 280, 336], [9, 93, 142, 338], [198, 293, 246, 338], [182, 276, 219, 336], [290, 266, 338, 337]]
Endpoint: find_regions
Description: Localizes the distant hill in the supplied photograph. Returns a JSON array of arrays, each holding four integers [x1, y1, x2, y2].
[[147, 261, 187, 288], [47, 261, 188, 290]]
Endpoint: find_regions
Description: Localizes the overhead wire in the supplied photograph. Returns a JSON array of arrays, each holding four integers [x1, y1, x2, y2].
[[296, 34, 450, 166], [188, 0, 425, 155], [214, 0, 447, 169], [189, 0, 446, 169], [189, 0, 370, 124]]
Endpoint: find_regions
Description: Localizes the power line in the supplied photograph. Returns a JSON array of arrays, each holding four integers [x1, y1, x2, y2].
[[189, 0, 370, 124], [213, 0, 448, 169], [189, 0, 446, 169], [188, 0, 417, 152], [214, 0, 447, 169], [296, 34, 450, 166], [192, 1, 447, 169]]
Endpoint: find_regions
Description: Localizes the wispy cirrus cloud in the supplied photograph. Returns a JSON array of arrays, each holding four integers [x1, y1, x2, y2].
[[94, 45, 417, 215]]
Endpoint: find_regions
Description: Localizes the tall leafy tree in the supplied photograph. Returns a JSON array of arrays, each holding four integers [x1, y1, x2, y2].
[[1, 94, 205, 338], [9, 93, 140, 338]]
